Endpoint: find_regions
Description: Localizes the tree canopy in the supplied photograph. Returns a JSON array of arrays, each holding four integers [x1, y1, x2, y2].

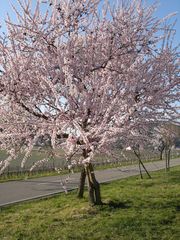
[[0, 0, 179, 175]]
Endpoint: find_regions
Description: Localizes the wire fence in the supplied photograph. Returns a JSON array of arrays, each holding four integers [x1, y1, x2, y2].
[[0, 149, 179, 180]]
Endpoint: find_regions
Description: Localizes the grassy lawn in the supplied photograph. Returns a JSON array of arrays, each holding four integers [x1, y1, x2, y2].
[[0, 167, 180, 240]]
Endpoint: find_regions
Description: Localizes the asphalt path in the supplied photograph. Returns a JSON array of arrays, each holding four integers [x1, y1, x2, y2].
[[0, 158, 180, 207]]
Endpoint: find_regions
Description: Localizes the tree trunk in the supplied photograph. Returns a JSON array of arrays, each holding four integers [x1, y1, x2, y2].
[[138, 160, 143, 179], [86, 163, 102, 205], [160, 149, 164, 160], [158, 142, 165, 160], [167, 149, 171, 170], [165, 149, 168, 172], [77, 149, 87, 198], [77, 150, 102, 205], [86, 167, 95, 205], [165, 148, 171, 172], [165, 148, 168, 172], [77, 167, 86, 198]]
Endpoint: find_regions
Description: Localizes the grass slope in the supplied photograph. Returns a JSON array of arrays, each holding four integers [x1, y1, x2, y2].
[[0, 167, 180, 240]]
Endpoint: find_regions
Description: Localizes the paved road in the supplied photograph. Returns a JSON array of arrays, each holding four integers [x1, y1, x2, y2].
[[0, 159, 180, 207]]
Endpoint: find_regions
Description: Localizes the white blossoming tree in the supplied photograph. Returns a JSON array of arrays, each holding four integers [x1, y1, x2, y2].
[[0, 0, 179, 205], [153, 123, 180, 171]]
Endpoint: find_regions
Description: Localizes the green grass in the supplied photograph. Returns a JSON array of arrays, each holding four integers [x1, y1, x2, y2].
[[0, 167, 180, 240]]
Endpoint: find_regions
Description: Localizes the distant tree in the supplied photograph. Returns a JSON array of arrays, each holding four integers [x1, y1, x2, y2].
[[0, 0, 179, 205], [158, 138, 166, 161], [119, 125, 153, 179], [155, 123, 180, 171]]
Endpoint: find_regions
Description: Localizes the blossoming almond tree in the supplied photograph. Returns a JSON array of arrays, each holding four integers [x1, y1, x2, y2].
[[153, 123, 180, 171], [0, 0, 179, 204], [118, 125, 154, 179]]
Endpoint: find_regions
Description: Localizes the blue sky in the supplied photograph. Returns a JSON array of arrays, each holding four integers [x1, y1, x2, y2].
[[0, 0, 179, 45]]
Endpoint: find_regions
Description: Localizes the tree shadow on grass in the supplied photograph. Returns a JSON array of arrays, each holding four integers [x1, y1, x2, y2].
[[103, 200, 132, 209], [176, 205, 180, 212]]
